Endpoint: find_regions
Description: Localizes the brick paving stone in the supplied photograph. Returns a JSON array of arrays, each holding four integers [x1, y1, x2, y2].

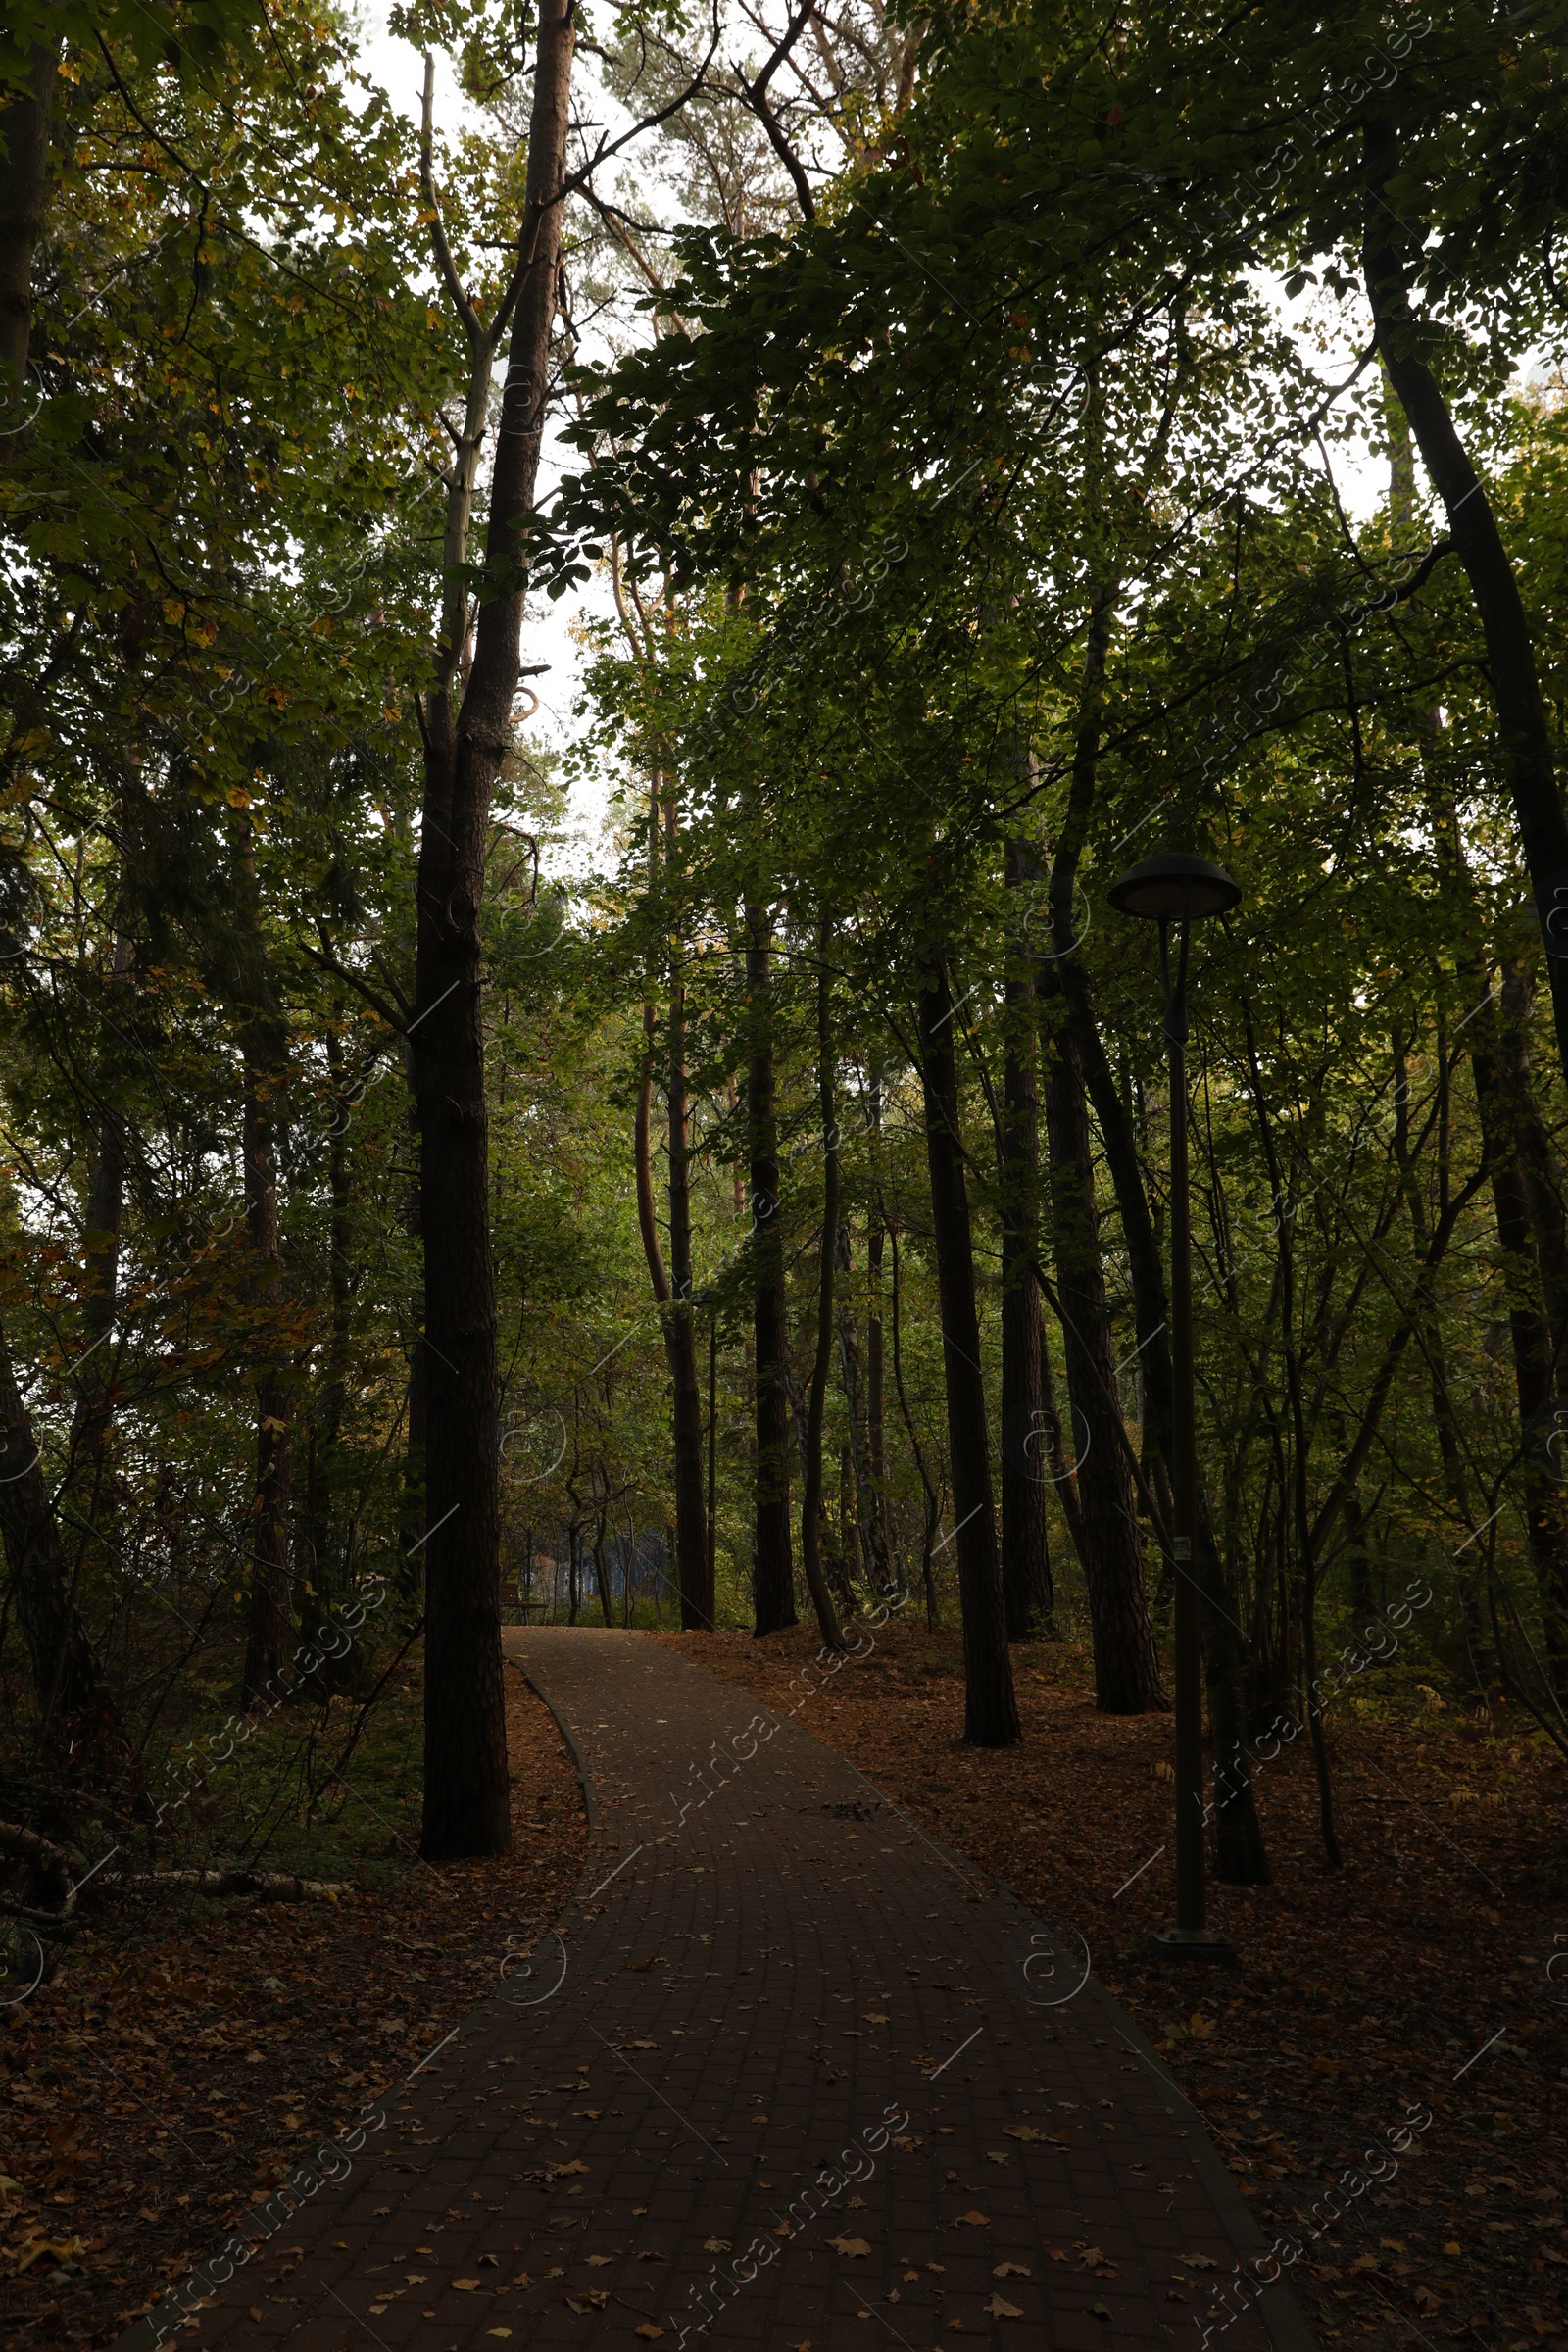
[[113, 1630, 1312, 2352]]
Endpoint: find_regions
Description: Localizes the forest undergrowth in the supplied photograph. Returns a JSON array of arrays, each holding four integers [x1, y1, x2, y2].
[[0, 1666, 587, 2352]]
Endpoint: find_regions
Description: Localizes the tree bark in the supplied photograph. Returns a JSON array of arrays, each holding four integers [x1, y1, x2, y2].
[[747, 902, 796, 1632], [1472, 993, 1568, 1694], [0, 34, 57, 396], [412, 0, 573, 1859], [229, 813, 293, 1708], [0, 1317, 108, 1727], [918, 961, 1019, 1744], [1041, 1012, 1165, 1713], [998, 843, 1054, 1640], [1365, 115, 1568, 1093], [664, 947, 711, 1629], [836, 1219, 891, 1594], [800, 936, 846, 1648]]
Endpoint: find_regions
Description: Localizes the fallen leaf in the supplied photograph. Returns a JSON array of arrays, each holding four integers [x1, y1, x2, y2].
[[454, 2278, 482, 2291], [480, 2253, 500, 2266], [954, 2210, 991, 2228], [1185, 2255, 1219, 2270], [994, 2263, 1032, 2278], [986, 2151, 1010, 2166], [634, 2328, 665, 2343], [984, 2297, 1024, 2320], [564, 2289, 609, 2312], [586, 2255, 613, 2267], [1080, 2249, 1110, 2269], [830, 2236, 872, 2257], [555, 2160, 590, 2177], [1092, 2304, 1112, 2321], [703, 2237, 732, 2254], [1003, 2125, 1046, 2143], [488, 2333, 514, 2341]]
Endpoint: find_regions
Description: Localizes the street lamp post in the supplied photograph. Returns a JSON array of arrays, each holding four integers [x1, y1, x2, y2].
[[1107, 851, 1240, 1966]]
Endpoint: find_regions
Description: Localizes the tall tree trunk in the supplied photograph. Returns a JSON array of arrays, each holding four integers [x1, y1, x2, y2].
[[0, 34, 57, 396], [800, 934, 846, 1649], [412, 0, 573, 1859], [918, 961, 1019, 1744], [231, 813, 293, 1707], [1365, 115, 1568, 1095], [68, 942, 130, 1479], [1042, 1013, 1165, 1713], [664, 942, 711, 1628], [0, 1317, 108, 1727], [746, 902, 796, 1632], [1472, 994, 1568, 1696], [889, 1219, 943, 1628], [998, 842, 1054, 1640], [836, 1220, 890, 1593], [1066, 981, 1266, 1867]]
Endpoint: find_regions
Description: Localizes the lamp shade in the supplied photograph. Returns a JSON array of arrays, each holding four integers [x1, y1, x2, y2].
[[1107, 850, 1242, 922]]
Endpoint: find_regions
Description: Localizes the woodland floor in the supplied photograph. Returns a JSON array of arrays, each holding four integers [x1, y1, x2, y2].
[[657, 1618, 1568, 2352], [2, 1617, 1563, 2352], [0, 1662, 588, 2351]]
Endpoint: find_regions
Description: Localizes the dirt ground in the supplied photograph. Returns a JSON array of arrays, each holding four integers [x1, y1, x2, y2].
[[0, 1661, 588, 2350], [656, 1618, 1568, 2352]]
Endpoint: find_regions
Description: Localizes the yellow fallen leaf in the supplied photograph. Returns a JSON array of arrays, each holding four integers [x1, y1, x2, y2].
[[488, 2333, 514, 2340], [586, 2255, 613, 2267], [454, 2278, 481, 2291], [994, 2262, 1032, 2278], [830, 2236, 872, 2257], [703, 2238, 732, 2254], [985, 2297, 1025, 2320]]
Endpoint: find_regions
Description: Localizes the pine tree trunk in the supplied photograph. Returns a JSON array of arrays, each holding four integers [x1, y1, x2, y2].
[[746, 904, 796, 1632], [413, 0, 573, 1859], [1042, 1013, 1165, 1713], [918, 962, 1019, 1745]]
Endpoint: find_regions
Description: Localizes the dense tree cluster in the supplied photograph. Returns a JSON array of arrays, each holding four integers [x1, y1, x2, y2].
[[4, 0, 1568, 1881]]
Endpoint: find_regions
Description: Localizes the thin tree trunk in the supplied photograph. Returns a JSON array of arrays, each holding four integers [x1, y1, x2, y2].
[[665, 945, 711, 1628], [1365, 115, 1568, 1094], [918, 961, 1019, 1744], [801, 933, 846, 1648], [0, 1317, 108, 1727], [746, 901, 796, 1631], [889, 1220, 943, 1628], [1472, 994, 1568, 1695], [998, 842, 1054, 1640], [1042, 1014, 1165, 1712], [0, 33, 57, 395], [413, 0, 573, 1859], [229, 812, 293, 1708], [836, 1220, 890, 1593]]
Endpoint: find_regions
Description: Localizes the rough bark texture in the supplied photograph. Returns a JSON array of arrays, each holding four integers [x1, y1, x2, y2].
[[918, 965, 1019, 1745], [0, 1317, 107, 1727], [1042, 1013, 1165, 1713], [0, 35, 57, 392], [747, 906, 796, 1632], [413, 0, 574, 1858], [1365, 115, 1568, 1093]]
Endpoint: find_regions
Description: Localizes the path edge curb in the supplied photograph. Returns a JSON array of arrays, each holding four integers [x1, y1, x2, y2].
[[511, 1651, 601, 1835]]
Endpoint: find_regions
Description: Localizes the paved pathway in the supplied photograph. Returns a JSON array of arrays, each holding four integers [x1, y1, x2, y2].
[[121, 1630, 1310, 2352]]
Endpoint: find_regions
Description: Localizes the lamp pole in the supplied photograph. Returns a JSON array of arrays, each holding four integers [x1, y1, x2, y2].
[[1108, 852, 1239, 1965]]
